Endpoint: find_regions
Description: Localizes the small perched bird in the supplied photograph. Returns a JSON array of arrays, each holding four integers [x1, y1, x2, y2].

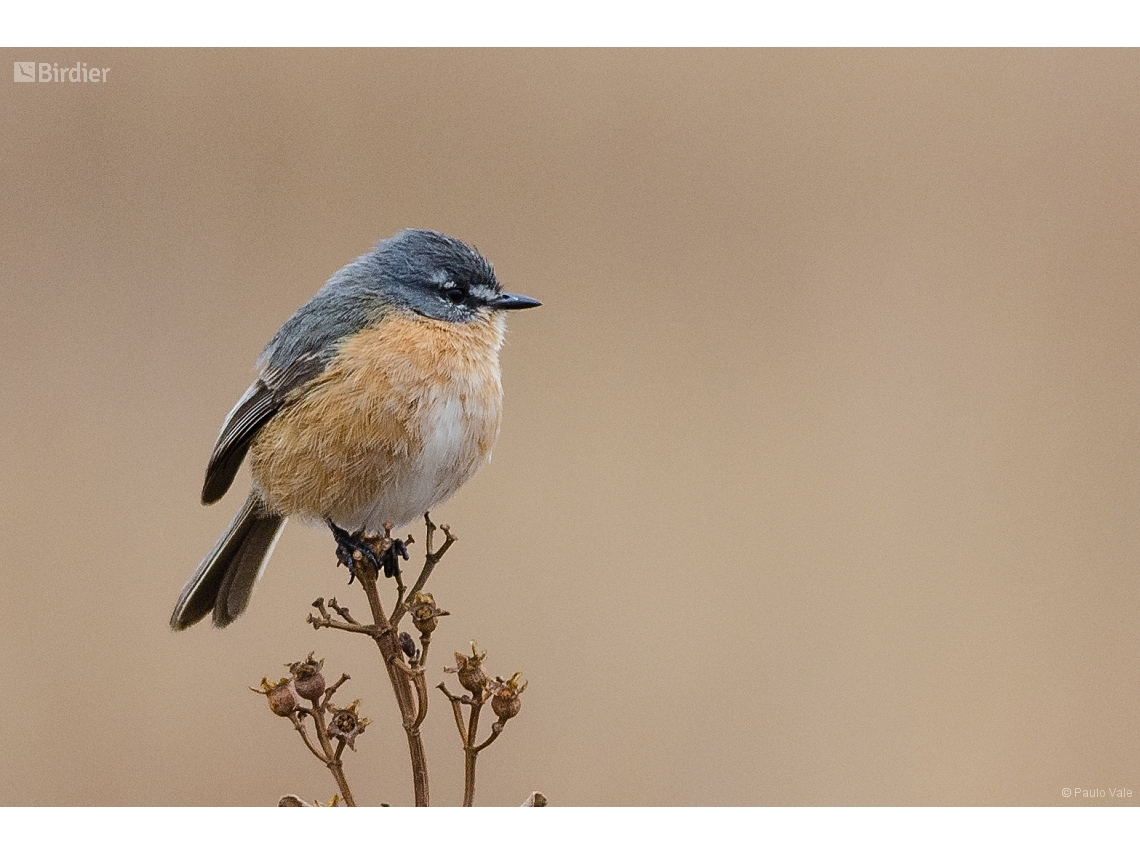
[[171, 229, 540, 630]]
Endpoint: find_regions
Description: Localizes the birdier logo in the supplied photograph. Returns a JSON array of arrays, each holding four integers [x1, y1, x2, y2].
[[13, 61, 110, 83]]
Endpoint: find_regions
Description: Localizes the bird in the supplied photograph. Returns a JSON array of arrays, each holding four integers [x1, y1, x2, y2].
[[170, 229, 540, 630]]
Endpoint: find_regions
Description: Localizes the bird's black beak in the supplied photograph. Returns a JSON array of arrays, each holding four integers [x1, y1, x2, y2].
[[491, 292, 542, 311]]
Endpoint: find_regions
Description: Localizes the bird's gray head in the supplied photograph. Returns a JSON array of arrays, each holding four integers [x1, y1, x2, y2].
[[367, 229, 540, 323]]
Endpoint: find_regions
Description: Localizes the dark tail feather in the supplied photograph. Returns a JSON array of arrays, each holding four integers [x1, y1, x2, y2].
[[170, 494, 287, 630]]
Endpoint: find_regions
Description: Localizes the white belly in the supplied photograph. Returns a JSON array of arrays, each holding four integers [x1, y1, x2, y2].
[[334, 382, 500, 531]]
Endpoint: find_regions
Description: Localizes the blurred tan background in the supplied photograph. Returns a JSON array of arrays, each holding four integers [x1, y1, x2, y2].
[[1, 49, 1138, 806]]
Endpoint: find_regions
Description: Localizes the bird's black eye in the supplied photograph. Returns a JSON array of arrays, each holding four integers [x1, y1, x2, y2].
[[444, 286, 467, 304]]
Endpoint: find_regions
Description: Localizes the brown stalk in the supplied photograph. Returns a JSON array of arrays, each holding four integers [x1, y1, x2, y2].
[[352, 560, 430, 807], [303, 514, 530, 807], [279, 669, 358, 807], [311, 515, 452, 807], [438, 681, 505, 807], [391, 513, 456, 625], [308, 702, 357, 807]]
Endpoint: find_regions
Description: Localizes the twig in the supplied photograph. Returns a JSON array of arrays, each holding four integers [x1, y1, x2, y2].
[[392, 554, 408, 618], [327, 598, 359, 625], [311, 702, 357, 806], [438, 652, 526, 806], [354, 559, 431, 807], [437, 679, 495, 805], [463, 701, 484, 807], [310, 524, 441, 806], [308, 613, 379, 635], [474, 720, 505, 753], [411, 670, 430, 730], [390, 513, 456, 625], [268, 515, 529, 807], [288, 712, 328, 763], [438, 683, 470, 742], [324, 673, 351, 701]]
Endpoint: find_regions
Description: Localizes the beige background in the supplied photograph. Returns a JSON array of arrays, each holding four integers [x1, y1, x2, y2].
[[1, 49, 1137, 806]]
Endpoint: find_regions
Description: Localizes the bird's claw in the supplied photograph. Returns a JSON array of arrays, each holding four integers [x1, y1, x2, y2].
[[327, 520, 383, 583], [382, 538, 409, 578]]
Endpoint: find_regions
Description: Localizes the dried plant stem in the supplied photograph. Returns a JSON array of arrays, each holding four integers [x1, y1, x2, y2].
[[354, 565, 431, 807], [289, 713, 327, 763], [463, 702, 483, 807], [438, 682, 504, 807], [313, 704, 358, 807], [288, 708, 357, 807], [303, 514, 520, 808], [391, 514, 456, 625]]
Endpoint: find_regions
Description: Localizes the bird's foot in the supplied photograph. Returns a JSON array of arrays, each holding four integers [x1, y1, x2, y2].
[[382, 537, 410, 579], [327, 520, 409, 582], [327, 520, 382, 583]]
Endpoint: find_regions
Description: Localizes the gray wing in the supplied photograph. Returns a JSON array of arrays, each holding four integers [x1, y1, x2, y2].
[[200, 262, 379, 505], [200, 353, 326, 504]]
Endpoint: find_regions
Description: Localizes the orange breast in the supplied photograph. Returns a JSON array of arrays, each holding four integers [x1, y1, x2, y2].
[[249, 311, 505, 528]]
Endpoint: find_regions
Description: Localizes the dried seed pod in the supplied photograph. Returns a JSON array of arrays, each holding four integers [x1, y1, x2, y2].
[[409, 592, 449, 636], [447, 641, 490, 696], [327, 699, 371, 751], [490, 672, 527, 721], [288, 653, 326, 703], [252, 677, 298, 717]]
